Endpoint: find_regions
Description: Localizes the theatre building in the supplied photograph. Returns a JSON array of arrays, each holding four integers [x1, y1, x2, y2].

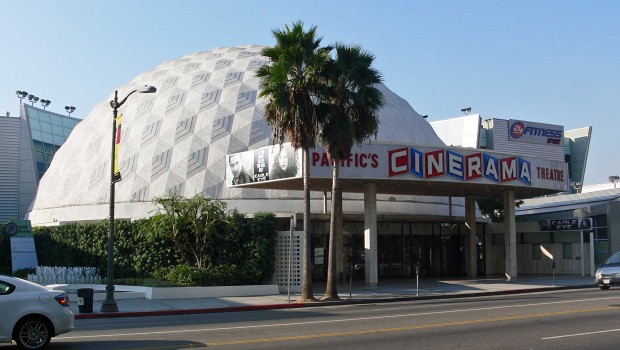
[[24, 45, 590, 289]]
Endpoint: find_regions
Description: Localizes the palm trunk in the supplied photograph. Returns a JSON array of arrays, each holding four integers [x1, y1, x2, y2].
[[299, 148, 315, 301], [323, 160, 341, 300]]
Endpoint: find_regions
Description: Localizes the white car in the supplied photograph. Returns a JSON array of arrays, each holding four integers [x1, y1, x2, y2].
[[595, 252, 620, 290], [0, 275, 74, 349]]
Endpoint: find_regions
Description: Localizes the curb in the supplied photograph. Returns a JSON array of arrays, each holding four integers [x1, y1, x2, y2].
[[75, 303, 305, 319], [74, 284, 595, 319]]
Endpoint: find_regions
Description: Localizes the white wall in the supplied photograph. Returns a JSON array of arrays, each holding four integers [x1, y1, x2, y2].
[[485, 222, 594, 275]]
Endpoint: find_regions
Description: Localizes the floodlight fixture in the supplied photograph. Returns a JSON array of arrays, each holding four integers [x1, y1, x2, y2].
[[65, 106, 76, 117], [610, 175, 619, 189], [16, 90, 29, 103], [461, 107, 471, 115], [28, 94, 39, 105], [40, 99, 51, 110]]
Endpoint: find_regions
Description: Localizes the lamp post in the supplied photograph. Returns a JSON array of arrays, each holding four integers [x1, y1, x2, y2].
[[101, 85, 156, 312]]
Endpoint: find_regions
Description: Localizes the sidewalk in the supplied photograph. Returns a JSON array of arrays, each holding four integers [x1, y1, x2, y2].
[[72, 275, 596, 319]]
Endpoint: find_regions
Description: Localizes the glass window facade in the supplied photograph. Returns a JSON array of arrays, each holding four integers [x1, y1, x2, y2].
[[24, 105, 81, 181], [309, 219, 486, 281]]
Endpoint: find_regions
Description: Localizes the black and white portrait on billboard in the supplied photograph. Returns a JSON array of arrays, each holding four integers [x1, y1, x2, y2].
[[269, 144, 300, 180], [228, 153, 254, 186]]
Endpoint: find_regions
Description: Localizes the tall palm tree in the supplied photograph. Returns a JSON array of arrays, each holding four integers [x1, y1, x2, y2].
[[321, 44, 384, 300], [256, 21, 332, 302]]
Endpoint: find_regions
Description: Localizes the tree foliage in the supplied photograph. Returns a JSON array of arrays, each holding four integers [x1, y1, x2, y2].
[[256, 21, 331, 150], [152, 194, 229, 269], [476, 198, 524, 222]]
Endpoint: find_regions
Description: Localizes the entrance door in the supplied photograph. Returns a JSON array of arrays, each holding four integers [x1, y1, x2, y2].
[[440, 234, 466, 276], [377, 233, 405, 278], [411, 236, 432, 277]]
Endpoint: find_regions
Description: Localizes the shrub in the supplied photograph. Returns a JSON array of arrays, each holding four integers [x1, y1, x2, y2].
[[154, 265, 208, 286], [13, 268, 35, 279], [154, 264, 247, 286], [0, 206, 278, 286]]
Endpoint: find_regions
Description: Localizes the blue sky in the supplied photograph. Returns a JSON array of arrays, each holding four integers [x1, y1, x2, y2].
[[1, 1, 618, 186]]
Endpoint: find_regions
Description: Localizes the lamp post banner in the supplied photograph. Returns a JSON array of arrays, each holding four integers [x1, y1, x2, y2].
[[113, 114, 122, 182]]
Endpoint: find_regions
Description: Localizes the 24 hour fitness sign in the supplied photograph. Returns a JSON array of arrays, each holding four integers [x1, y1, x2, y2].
[[508, 119, 564, 145]]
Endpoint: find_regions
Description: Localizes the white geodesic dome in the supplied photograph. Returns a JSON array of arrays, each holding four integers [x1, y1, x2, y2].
[[28, 45, 454, 225]]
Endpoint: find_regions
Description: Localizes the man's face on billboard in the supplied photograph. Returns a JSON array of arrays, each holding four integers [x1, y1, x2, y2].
[[229, 155, 242, 177]]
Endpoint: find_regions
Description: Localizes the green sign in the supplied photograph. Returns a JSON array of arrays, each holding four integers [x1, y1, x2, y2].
[[3, 220, 33, 237]]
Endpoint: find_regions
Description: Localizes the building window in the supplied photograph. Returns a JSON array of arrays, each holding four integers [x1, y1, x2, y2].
[[30, 119, 41, 130], [36, 161, 47, 173], [40, 121, 52, 133], [50, 114, 63, 126], [563, 243, 572, 259]]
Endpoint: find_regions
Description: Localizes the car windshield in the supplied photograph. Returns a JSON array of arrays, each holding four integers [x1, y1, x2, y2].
[[602, 252, 620, 266]]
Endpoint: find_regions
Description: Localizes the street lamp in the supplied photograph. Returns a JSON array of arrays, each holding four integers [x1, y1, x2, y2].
[[101, 85, 157, 313]]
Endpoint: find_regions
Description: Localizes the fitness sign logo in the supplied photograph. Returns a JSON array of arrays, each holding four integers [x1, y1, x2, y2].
[[508, 119, 563, 145], [509, 121, 526, 139]]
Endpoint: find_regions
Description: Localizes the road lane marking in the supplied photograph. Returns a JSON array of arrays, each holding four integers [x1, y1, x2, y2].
[[62, 296, 620, 340], [72, 296, 620, 338], [201, 307, 617, 347], [543, 328, 620, 340], [60, 306, 616, 344]]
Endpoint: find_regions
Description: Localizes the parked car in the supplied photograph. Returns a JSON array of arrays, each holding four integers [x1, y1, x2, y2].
[[595, 252, 620, 290], [0, 275, 74, 349]]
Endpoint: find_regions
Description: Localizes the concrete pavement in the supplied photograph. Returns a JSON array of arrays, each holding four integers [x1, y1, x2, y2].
[[71, 275, 597, 319]]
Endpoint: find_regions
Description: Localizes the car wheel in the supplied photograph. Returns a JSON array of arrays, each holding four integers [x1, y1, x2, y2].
[[14, 317, 52, 350], [600, 285, 611, 290]]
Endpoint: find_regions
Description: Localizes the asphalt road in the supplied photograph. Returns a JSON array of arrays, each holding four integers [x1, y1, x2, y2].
[[31, 288, 620, 349]]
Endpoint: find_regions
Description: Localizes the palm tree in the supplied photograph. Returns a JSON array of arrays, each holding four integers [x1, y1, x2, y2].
[[256, 21, 332, 302], [320, 44, 384, 300]]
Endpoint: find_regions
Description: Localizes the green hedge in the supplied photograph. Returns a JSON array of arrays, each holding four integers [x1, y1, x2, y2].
[[32, 220, 182, 279], [0, 212, 277, 285]]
